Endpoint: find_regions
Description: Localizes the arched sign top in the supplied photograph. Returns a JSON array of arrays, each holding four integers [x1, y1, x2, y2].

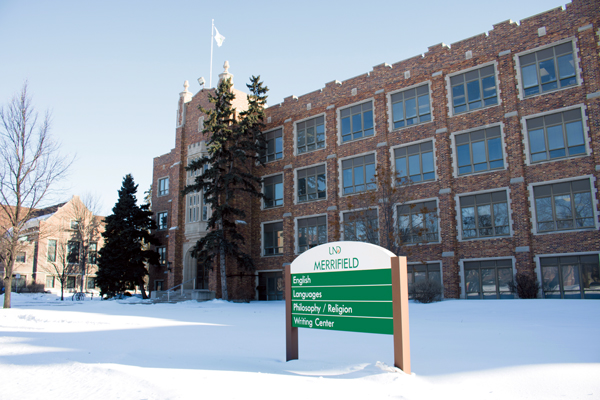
[[291, 241, 396, 274]]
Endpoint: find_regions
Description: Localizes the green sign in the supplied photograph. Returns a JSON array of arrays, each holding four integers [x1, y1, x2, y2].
[[290, 242, 396, 335]]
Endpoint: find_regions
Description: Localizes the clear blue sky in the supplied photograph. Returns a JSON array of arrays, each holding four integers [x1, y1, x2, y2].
[[0, 0, 566, 215]]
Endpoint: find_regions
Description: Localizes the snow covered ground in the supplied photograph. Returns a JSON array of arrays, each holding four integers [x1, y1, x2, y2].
[[1, 293, 598, 400]]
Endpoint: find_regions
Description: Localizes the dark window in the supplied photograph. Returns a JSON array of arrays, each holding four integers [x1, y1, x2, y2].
[[67, 276, 76, 289], [520, 42, 577, 97], [298, 165, 326, 202], [342, 154, 376, 195], [343, 209, 379, 245], [158, 177, 169, 196], [47, 239, 57, 262], [541, 254, 600, 299], [394, 141, 435, 183], [88, 243, 97, 264], [264, 175, 283, 208], [534, 179, 595, 232], [397, 201, 439, 243], [456, 126, 504, 175], [157, 212, 168, 230], [86, 277, 96, 289], [391, 84, 431, 129], [70, 220, 79, 230], [46, 276, 55, 288], [460, 191, 510, 239], [257, 271, 283, 300], [526, 109, 586, 163], [16, 252, 26, 263], [263, 222, 283, 256], [67, 241, 80, 264], [464, 259, 514, 299], [297, 116, 325, 154], [261, 128, 283, 163], [407, 263, 442, 298], [298, 216, 327, 253], [155, 280, 164, 291], [340, 101, 374, 142], [157, 247, 166, 265], [451, 65, 498, 114]]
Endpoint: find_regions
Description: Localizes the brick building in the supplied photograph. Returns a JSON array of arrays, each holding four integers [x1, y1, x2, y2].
[[0, 196, 105, 294], [150, 0, 600, 301]]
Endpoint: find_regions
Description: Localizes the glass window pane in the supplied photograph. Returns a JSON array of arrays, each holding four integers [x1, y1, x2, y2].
[[467, 79, 481, 103], [539, 59, 557, 85], [405, 98, 417, 119], [453, 85, 465, 106], [529, 128, 546, 155], [408, 154, 420, 177], [554, 194, 572, 221], [418, 94, 430, 117], [472, 140, 487, 165], [557, 54, 575, 80], [352, 114, 362, 133], [421, 151, 434, 174], [562, 264, 580, 291], [522, 64, 539, 90], [565, 121, 584, 147], [393, 101, 403, 124], [546, 125, 565, 151], [457, 144, 471, 168], [466, 270, 480, 294]]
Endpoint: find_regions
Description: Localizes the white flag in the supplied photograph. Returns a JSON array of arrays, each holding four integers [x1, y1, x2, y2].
[[214, 27, 225, 47]]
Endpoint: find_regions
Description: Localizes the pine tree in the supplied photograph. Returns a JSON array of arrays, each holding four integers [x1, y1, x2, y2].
[[184, 76, 268, 300], [96, 174, 159, 299]]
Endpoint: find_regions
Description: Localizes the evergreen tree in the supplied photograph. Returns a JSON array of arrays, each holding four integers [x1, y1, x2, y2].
[[96, 174, 159, 299], [184, 76, 268, 300]]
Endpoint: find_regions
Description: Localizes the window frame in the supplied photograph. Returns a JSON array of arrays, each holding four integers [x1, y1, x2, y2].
[[529, 176, 598, 235], [158, 177, 169, 197], [515, 38, 581, 100], [459, 257, 517, 299], [88, 242, 97, 265], [456, 188, 512, 241], [263, 173, 284, 209], [391, 138, 437, 184], [295, 214, 328, 254], [337, 99, 376, 144], [446, 62, 500, 116], [260, 127, 284, 163], [387, 82, 433, 131], [46, 275, 55, 289], [262, 220, 284, 257], [396, 199, 440, 245], [451, 124, 506, 177], [47, 239, 57, 262], [16, 252, 26, 263], [407, 262, 443, 299], [341, 208, 379, 245], [295, 114, 326, 155], [157, 246, 167, 265], [157, 211, 168, 230], [295, 164, 327, 204], [521, 105, 589, 165], [67, 241, 80, 264], [339, 152, 377, 197]]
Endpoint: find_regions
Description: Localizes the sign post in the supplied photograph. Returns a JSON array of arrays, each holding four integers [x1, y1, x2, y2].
[[285, 241, 410, 374]]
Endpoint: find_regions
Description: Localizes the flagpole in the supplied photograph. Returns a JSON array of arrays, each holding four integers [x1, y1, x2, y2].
[[209, 19, 214, 88]]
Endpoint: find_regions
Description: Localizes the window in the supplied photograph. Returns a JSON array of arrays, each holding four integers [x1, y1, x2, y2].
[[198, 116, 204, 132], [460, 191, 509, 239], [258, 271, 284, 300], [46, 276, 55, 289], [342, 154, 375, 195], [261, 128, 283, 163], [47, 239, 57, 262], [297, 116, 325, 154], [394, 141, 434, 183], [464, 259, 513, 299], [526, 108, 586, 163], [67, 276, 76, 289], [298, 216, 327, 253], [533, 179, 595, 233], [16, 252, 26, 263], [519, 41, 577, 97], [155, 280, 164, 291], [157, 246, 166, 265], [407, 263, 442, 298], [343, 209, 379, 245], [541, 254, 599, 299], [297, 165, 326, 203], [263, 222, 283, 256], [397, 200, 439, 243], [450, 65, 498, 114], [67, 241, 80, 263], [157, 212, 168, 230], [391, 84, 431, 129], [264, 175, 283, 208], [88, 243, 97, 264], [87, 277, 96, 290], [455, 126, 504, 175], [340, 101, 374, 142], [188, 192, 201, 223], [158, 177, 169, 196], [70, 220, 79, 230]]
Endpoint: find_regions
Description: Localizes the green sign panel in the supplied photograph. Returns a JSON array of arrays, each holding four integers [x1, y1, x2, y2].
[[291, 268, 394, 335]]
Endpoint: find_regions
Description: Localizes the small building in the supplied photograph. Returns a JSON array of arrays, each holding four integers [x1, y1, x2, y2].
[[150, 0, 600, 300]]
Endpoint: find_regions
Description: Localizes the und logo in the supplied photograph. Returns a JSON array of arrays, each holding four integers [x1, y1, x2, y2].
[[329, 246, 341, 255]]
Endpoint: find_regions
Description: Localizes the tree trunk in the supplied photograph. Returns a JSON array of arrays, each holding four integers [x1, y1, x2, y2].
[[220, 243, 228, 301], [3, 274, 12, 308], [139, 277, 148, 299]]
